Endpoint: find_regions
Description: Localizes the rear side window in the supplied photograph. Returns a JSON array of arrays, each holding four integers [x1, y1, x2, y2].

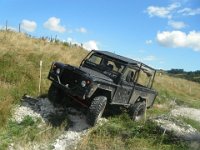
[[137, 69, 153, 88], [123, 67, 137, 83]]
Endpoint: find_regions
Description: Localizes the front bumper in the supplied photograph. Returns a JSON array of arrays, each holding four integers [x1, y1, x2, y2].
[[48, 72, 89, 99]]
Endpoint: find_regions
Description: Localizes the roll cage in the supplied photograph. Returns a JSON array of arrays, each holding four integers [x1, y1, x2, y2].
[[81, 50, 156, 89]]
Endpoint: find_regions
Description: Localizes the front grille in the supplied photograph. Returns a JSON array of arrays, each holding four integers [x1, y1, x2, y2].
[[60, 69, 82, 88]]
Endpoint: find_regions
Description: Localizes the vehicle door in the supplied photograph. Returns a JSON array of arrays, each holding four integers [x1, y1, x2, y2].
[[112, 67, 137, 104], [128, 66, 156, 106]]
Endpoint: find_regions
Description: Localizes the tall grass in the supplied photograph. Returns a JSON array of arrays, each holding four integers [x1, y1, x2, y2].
[[154, 72, 200, 108]]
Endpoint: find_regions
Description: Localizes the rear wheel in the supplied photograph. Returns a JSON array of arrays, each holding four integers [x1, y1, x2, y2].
[[87, 96, 107, 126], [129, 101, 146, 121], [48, 83, 65, 107]]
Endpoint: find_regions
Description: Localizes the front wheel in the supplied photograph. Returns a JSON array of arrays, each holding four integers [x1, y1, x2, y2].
[[129, 101, 146, 121], [87, 96, 107, 126], [48, 83, 65, 107]]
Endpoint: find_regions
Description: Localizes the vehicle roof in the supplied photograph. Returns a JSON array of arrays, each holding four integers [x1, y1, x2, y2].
[[93, 50, 155, 71]]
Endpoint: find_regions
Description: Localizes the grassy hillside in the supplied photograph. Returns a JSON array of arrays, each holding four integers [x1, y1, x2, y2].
[[154, 72, 200, 109], [0, 30, 87, 127], [0, 30, 200, 149]]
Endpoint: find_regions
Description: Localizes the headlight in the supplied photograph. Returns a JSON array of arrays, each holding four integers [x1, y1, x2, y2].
[[81, 80, 86, 87], [81, 80, 91, 87], [56, 68, 60, 74]]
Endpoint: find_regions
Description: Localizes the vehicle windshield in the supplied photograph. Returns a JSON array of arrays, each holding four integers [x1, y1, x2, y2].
[[82, 53, 125, 79]]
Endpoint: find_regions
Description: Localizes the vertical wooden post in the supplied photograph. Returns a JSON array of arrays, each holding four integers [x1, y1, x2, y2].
[[39, 60, 43, 96]]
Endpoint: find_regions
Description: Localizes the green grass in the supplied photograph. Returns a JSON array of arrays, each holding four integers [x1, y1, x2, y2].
[[0, 116, 40, 149], [0, 115, 68, 149], [78, 114, 189, 150]]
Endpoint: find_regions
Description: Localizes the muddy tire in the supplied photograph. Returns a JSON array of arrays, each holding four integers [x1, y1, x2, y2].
[[129, 101, 146, 121], [48, 83, 65, 107], [87, 96, 107, 126]]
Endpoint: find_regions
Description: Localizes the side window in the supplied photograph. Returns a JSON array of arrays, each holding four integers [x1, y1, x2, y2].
[[101, 59, 125, 73], [137, 69, 153, 87], [107, 61, 118, 72], [88, 55, 102, 65], [105, 60, 124, 73], [123, 67, 137, 83]]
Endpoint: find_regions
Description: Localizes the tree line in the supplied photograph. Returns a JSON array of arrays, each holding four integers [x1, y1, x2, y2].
[[167, 69, 200, 83]]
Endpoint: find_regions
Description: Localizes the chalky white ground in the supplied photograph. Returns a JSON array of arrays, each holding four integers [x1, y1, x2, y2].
[[11, 97, 107, 150], [153, 105, 200, 141], [171, 106, 200, 122]]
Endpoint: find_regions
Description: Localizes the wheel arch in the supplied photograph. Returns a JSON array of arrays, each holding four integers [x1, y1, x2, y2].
[[91, 88, 112, 103]]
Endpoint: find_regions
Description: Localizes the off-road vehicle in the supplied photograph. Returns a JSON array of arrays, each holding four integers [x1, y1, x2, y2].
[[48, 50, 157, 126]]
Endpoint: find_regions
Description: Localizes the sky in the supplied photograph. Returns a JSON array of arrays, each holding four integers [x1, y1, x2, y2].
[[0, 0, 200, 71]]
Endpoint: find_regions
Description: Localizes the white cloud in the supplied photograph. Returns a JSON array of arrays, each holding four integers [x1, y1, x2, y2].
[[67, 37, 73, 43], [66, 37, 81, 46], [0, 25, 17, 31], [66, 38, 99, 51], [143, 55, 156, 61], [159, 61, 165, 64], [146, 3, 180, 19], [76, 27, 87, 33], [133, 55, 157, 62], [157, 30, 200, 51], [83, 40, 99, 51], [145, 40, 153, 45], [8, 26, 17, 31], [21, 20, 37, 32], [168, 20, 186, 29], [157, 31, 186, 47], [178, 7, 200, 16], [44, 17, 66, 33]]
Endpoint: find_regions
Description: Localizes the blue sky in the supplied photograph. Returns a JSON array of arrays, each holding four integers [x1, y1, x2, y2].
[[0, 0, 200, 71]]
